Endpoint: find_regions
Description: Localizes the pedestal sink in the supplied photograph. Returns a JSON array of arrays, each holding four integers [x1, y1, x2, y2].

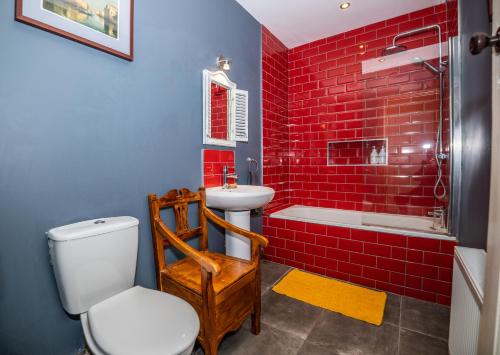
[[206, 185, 275, 260]]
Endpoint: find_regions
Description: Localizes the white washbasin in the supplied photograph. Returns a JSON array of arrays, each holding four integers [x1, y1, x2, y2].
[[206, 185, 275, 211]]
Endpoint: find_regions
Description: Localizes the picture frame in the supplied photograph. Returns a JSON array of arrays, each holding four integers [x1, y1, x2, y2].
[[15, 0, 134, 61]]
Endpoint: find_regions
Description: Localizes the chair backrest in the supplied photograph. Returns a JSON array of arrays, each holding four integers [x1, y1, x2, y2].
[[148, 188, 208, 270]]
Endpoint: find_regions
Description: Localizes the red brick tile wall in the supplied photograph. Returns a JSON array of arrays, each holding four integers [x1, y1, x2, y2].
[[210, 83, 229, 140], [263, 216, 456, 305], [262, 5, 458, 217], [262, 27, 290, 210], [202, 149, 235, 187], [287, 4, 452, 216]]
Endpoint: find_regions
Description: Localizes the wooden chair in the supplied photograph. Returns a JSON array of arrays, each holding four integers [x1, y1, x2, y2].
[[148, 187, 268, 355]]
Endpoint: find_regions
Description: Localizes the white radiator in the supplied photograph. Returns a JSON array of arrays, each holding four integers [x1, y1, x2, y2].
[[449, 247, 486, 355]]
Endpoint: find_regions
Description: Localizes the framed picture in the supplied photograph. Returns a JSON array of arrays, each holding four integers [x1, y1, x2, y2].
[[16, 0, 134, 61]]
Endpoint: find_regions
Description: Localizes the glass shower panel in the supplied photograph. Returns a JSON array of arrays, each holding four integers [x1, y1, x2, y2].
[[359, 13, 453, 234]]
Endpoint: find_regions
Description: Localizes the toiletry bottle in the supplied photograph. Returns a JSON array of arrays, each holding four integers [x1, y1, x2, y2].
[[379, 145, 386, 165], [370, 146, 378, 165]]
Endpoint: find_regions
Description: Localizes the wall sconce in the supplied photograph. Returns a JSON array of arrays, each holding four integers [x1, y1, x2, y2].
[[216, 55, 232, 71]]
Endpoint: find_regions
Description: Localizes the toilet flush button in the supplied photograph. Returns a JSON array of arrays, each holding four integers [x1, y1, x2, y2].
[[94, 220, 106, 225]]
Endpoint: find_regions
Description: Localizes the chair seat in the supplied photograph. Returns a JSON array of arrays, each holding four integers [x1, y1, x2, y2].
[[162, 252, 255, 295]]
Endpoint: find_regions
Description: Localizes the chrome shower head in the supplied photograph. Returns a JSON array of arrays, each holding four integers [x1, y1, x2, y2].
[[382, 44, 408, 56]]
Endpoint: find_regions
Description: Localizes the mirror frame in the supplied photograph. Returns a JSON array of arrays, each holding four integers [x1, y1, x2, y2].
[[203, 69, 237, 147]]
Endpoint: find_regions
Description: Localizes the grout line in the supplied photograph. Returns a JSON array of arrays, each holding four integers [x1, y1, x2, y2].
[[399, 326, 449, 342], [397, 296, 403, 354]]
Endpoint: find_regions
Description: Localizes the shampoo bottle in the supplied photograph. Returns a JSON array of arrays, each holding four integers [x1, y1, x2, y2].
[[370, 146, 378, 165], [379, 145, 386, 165]]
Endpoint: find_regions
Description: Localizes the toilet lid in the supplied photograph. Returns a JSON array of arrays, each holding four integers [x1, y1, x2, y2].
[[87, 286, 200, 355]]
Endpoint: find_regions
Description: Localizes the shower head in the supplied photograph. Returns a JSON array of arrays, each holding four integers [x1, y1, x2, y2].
[[382, 44, 408, 56]]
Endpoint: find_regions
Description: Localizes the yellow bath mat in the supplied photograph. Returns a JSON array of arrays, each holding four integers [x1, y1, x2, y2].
[[272, 269, 387, 326]]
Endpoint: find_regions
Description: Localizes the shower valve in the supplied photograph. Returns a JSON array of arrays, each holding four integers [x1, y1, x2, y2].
[[436, 153, 449, 161]]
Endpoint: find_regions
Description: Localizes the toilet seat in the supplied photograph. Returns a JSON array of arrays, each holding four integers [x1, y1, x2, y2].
[[85, 286, 199, 355]]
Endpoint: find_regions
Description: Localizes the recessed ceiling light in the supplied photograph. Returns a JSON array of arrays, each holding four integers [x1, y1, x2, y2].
[[340, 2, 350, 10]]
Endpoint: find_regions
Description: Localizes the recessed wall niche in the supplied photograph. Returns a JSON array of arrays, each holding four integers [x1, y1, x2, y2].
[[327, 138, 388, 166]]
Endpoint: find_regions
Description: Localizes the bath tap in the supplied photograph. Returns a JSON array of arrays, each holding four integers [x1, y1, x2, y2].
[[428, 207, 446, 231], [223, 165, 238, 189]]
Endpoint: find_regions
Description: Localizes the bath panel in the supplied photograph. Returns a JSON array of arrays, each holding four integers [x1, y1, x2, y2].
[[263, 206, 456, 305]]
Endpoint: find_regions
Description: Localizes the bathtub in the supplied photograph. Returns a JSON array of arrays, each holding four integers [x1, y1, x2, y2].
[[270, 205, 454, 240], [264, 205, 457, 304]]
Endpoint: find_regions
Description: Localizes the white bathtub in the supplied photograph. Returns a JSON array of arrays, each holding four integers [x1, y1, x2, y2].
[[270, 205, 455, 240]]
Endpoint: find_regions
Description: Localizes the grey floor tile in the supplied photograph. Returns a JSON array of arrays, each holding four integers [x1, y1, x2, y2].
[[305, 310, 399, 355], [384, 293, 402, 326], [261, 291, 323, 340], [401, 297, 450, 340], [218, 322, 304, 355], [297, 341, 340, 355], [399, 329, 449, 355], [260, 260, 291, 294]]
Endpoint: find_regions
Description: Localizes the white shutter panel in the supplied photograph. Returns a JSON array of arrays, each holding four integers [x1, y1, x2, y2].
[[233, 89, 249, 142]]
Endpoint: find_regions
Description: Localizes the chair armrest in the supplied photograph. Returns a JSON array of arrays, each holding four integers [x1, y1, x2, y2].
[[154, 218, 221, 275], [203, 207, 269, 247]]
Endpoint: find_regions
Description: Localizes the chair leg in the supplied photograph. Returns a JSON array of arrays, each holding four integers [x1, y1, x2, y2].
[[251, 279, 262, 335], [202, 337, 219, 355]]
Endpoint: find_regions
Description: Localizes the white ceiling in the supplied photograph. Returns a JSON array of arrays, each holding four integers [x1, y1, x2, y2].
[[235, 0, 445, 48]]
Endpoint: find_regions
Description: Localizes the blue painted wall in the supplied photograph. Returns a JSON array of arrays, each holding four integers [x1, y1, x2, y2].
[[0, 0, 262, 353]]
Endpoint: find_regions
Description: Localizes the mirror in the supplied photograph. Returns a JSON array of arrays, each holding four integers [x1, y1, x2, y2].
[[210, 83, 229, 140], [203, 70, 237, 147]]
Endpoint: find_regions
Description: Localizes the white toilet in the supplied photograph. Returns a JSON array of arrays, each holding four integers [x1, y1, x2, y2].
[[48, 216, 200, 355]]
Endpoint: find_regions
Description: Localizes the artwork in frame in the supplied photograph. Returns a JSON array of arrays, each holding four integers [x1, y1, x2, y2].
[[15, 0, 134, 61]]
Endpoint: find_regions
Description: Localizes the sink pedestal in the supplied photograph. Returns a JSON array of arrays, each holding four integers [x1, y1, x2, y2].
[[205, 185, 275, 261], [225, 211, 251, 260]]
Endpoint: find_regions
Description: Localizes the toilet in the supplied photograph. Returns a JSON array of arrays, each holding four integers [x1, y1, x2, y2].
[[47, 216, 199, 355]]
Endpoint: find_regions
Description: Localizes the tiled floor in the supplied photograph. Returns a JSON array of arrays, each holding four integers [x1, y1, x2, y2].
[[195, 260, 451, 355]]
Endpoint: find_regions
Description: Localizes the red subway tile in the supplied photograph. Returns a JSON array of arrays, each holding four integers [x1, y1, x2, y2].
[[327, 226, 351, 239], [363, 266, 390, 282], [406, 262, 438, 279], [306, 223, 327, 235], [378, 257, 406, 273], [405, 288, 437, 303], [315, 256, 338, 270], [423, 252, 454, 268], [295, 231, 316, 244], [326, 248, 350, 262], [350, 252, 377, 267], [407, 237, 441, 252], [422, 279, 452, 296], [338, 261, 363, 276], [378, 233, 407, 247], [364, 243, 391, 257], [339, 239, 364, 252], [350, 275, 376, 288], [407, 249, 423, 263], [351, 229, 378, 243], [440, 240, 457, 254], [305, 244, 326, 257], [286, 220, 306, 232], [286, 240, 305, 253]]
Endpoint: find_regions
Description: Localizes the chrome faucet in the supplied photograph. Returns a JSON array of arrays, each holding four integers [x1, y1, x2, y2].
[[428, 206, 446, 231], [223, 165, 238, 189]]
